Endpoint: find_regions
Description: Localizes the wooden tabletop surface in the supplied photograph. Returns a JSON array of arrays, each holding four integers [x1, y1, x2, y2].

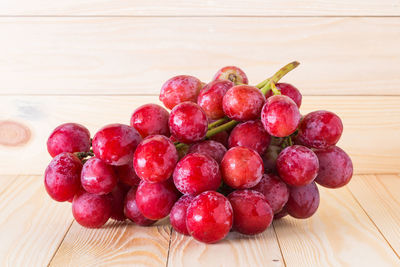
[[0, 1, 399, 266]]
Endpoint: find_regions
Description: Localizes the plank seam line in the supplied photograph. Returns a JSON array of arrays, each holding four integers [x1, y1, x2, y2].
[[0, 15, 400, 18], [165, 227, 173, 267], [47, 219, 75, 267], [346, 186, 400, 259], [272, 223, 287, 267]]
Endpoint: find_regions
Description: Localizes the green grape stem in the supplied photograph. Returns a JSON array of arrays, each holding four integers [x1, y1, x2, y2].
[[270, 81, 281, 95], [208, 117, 229, 129]]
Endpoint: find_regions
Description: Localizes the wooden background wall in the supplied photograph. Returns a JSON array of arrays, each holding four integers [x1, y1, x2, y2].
[[1, 1, 399, 175]]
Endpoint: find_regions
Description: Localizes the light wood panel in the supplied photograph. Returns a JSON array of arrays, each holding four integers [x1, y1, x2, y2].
[[348, 174, 400, 257], [0, 0, 399, 16], [1, 95, 399, 175], [0, 175, 16, 193], [0, 175, 73, 266], [167, 228, 284, 267], [0, 175, 398, 266], [0, 17, 399, 95], [50, 220, 171, 266], [273, 185, 400, 266]]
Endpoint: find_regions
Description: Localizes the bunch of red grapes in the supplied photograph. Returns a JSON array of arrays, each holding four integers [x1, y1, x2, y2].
[[44, 62, 353, 244]]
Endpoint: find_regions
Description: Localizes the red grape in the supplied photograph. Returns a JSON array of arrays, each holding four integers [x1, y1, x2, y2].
[[276, 145, 319, 187], [109, 183, 129, 221], [252, 173, 289, 214], [188, 140, 227, 163], [297, 110, 343, 149], [221, 146, 264, 189], [197, 80, 233, 120], [124, 187, 156, 226], [44, 152, 82, 202], [261, 95, 301, 137], [286, 182, 320, 219], [169, 102, 208, 143], [92, 123, 142, 166], [135, 179, 180, 220], [223, 85, 265, 121], [130, 104, 170, 138], [213, 66, 248, 84], [314, 146, 353, 188], [113, 162, 141, 187], [262, 145, 282, 173], [209, 130, 229, 148], [160, 75, 202, 110], [133, 135, 178, 183], [228, 190, 273, 235], [170, 195, 194, 235], [173, 153, 221, 195], [186, 191, 233, 243], [266, 83, 302, 108], [118, 182, 131, 192], [47, 123, 91, 157], [228, 120, 271, 155], [274, 206, 288, 220], [81, 157, 118, 195], [72, 191, 112, 228]]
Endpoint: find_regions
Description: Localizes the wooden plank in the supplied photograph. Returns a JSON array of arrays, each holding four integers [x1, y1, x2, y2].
[[167, 228, 284, 267], [0, 17, 399, 95], [49, 220, 171, 266], [0, 175, 16, 193], [0, 175, 73, 266], [273, 183, 400, 266], [0, 0, 399, 16], [348, 174, 400, 257], [1, 95, 399, 175]]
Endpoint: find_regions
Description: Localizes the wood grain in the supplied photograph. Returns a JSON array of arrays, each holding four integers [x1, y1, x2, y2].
[[0, 120, 31, 146], [167, 228, 284, 267], [0, 0, 399, 16], [50, 220, 171, 267], [348, 174, 400, 257], [273, 184, 400, 266], [1, 95, 399, 175], [0, 17, 399, 95], [0, 175, 73, 266], [0, 175, 18, 194], [0, 1, 399, 265]]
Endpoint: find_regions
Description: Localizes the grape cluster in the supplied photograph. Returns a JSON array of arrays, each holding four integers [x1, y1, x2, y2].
[[44, 62, 353, 244]]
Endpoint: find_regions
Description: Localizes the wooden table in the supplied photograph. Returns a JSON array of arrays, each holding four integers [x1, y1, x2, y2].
[[0, 1, 399, 266]]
